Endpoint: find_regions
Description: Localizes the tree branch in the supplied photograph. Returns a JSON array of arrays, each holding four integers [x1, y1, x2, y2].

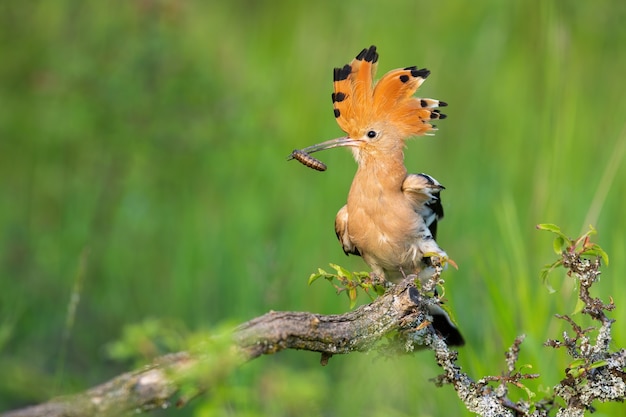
[[1, 352, 192, 417], [234, 278, 427, 360], [2, 279, 442, 417]]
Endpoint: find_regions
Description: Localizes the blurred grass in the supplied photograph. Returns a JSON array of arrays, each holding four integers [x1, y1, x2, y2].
[[1, 0, 626, 415]]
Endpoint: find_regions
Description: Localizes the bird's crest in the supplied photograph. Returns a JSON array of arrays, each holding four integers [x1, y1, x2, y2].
[[331, 45, 446, 139]]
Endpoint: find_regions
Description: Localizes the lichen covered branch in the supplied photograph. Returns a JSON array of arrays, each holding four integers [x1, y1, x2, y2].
[[545, 252, 626, 416]]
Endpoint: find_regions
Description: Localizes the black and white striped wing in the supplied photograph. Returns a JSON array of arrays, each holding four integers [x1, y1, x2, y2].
[[402, 173, 445, 240]]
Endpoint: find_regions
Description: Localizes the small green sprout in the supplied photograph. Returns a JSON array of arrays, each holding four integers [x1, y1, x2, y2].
[[308, 263, 386, 309]]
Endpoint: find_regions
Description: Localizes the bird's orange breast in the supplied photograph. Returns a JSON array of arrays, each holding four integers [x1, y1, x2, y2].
[[346, 162, 422, 272]]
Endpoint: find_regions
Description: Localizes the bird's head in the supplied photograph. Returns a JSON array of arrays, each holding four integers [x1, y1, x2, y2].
[[297, 45, 446, 165]]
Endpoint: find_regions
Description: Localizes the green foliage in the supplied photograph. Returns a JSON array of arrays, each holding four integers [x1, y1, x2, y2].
[[1, 0, 626, 416], [194, 364, 329, 417], [566, 359, 608, 379], [106, 318, 189, 367], [536, 224, 609, 265], [537, 224, 609, 292], [308, 264, 384, 308]]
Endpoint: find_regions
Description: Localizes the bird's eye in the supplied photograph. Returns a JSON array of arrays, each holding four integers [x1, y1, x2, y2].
[[366, 130, 377, 139]]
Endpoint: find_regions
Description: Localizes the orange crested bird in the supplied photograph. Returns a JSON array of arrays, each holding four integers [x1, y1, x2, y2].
[[291, 45, 450, 283], [289, 46, 463, 345]]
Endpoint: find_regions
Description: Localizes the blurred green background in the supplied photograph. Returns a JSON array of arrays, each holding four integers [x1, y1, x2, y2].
[[1, 0, 625, 415]]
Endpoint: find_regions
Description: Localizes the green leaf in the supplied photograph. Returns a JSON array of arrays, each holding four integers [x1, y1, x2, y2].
[[586, 224, 597, 236], [540, 259, 563, 293], [537, 223, 570, 244], [536, 223, 562, 233], [348, 287, 357, 309], [308, 268, 329, 285], [517, 383, 536, 400], [568, 358, 586, 369], [308, 273, 322, 285], [589, 360, 608, 370], [599, 248, 610, 266], [572, 298, 585, 315], [567, 367, 584, 378], [330, 263, 352, 280], [553, 236, 566, 254], [353, 271, 370, 284]]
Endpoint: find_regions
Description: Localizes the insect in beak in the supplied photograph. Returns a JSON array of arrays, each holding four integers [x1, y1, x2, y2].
[[288, 136, 360, 171]]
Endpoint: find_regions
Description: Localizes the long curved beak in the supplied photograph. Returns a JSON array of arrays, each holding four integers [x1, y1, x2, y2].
[[287, 136, 358, 160]]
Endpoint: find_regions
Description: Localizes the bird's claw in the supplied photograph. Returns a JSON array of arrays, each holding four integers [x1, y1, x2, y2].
[[422, 252, 458, 270], [368, 271, 393, 290]]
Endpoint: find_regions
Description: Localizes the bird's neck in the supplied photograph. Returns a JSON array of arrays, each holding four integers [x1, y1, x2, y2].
[[350, 151, 407, 195]]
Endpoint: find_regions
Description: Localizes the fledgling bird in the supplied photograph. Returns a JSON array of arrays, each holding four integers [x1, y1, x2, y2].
[[295, 45, 450, 283]]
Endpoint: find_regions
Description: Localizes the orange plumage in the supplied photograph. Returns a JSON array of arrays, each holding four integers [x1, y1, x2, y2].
[[332, 45, 446, 142]]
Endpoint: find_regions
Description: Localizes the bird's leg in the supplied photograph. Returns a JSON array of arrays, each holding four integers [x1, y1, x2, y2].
[[367, 271, 393, 291], [399, 266, 410, 281], [398, 266, 420, 287]]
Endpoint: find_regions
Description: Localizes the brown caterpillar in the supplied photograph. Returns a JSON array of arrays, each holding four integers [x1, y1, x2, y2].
[[290, 149, 327, 171]]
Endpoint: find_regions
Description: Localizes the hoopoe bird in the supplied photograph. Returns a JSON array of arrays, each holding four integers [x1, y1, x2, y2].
[[290, 46, 463, 345], [292, 45, 449, 282]]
